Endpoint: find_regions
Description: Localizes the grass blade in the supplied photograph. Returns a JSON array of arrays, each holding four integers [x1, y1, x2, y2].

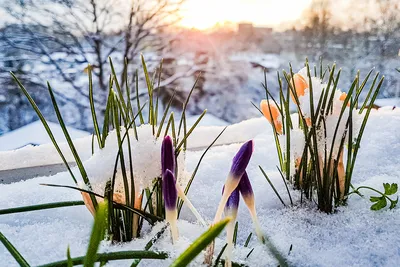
[[0, 231, 30, 267], [84, 201, 108, 267], [0, 201, 84, 215], [259, 166, 286, 207], [88, 65, 102, 149], [10, 72, 78, 184], [175, 109, 207, 153], [37, 251, 168, 267], [169, 217, 230, 267], [46, 82, 97, 208]]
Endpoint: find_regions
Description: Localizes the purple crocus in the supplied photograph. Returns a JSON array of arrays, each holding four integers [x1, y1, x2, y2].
[[161, 135, 175, 174], [224, 186, 240, 213], [230, 140, 254, 179], [163, 169, 177, 210], [161, 135, 207, 226], [238, 171, 254, 204], [224, 187, 240, 267], [162, 169, 179, 243], [238, 172, 264, 243], [213, 140, 254, 223]]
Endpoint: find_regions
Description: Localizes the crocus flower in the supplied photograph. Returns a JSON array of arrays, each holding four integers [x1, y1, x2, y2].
[[337, 150, 345, 200], [162, 135, 175, 174], [214, 140, 254, 223], [291, 73, 313, 126], [238, 172, 264, 243], [82, 191, 124, 216], [339, 92, 350, 107], [291, 73, 308, 102], [260, 100, 283, 134], [161, 135, 206, 227], [163, 169, 179, 243], [224, 187, 240, 267]]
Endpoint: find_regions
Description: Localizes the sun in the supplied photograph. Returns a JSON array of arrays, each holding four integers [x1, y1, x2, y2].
[[179, 0, 313, 30]]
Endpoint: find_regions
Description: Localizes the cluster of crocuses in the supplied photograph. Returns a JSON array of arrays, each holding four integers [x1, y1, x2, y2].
[[161, 137, 263, 267], [210, 140, 263, 267], [259, 67, 355, 199]]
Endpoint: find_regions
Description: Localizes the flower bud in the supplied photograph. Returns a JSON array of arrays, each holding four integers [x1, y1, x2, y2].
[[260, 100, 283, 134], [161, 135, 175, 175], [163, 169, 178, 243]]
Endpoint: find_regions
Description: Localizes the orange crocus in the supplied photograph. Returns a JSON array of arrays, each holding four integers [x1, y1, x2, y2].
[[260, 99, 282, 134], [81, 191, 125, 216], [339, 92, 350, 107], [290, 74, 308, 102]]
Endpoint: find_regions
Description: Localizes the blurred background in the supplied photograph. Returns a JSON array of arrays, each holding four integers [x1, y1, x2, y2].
[[0, 0, 399, 136]]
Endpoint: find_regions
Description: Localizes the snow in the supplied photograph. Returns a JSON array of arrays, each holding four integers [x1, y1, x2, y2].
[[0, 117, 266, 172], [0, 120, 90, 151], [1, 109, 400, 266], [184, 114, 229, 127], [375, 98, 400, 108]]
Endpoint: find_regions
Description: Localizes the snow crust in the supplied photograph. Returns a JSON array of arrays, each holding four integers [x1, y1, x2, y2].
[[1, 109, 400, 266]]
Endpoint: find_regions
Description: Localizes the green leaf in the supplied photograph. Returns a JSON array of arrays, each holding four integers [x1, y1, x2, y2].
[[0, 231, 30, 267], [370, 197, 387, 211], [37, 251, 168, 267], [10, 72, 78, 185], [386, 183, 398, 195], [213, 243, 227, 267], [390, 197, 398, 210], [84, 201, 108, 267], [244, 233, 252, 248], [369, 196, 382, 203], [0, 201, 84, 215], [169, 218, 230, 267], [383, 183, 391, 195], [67, 246, 73, 267]]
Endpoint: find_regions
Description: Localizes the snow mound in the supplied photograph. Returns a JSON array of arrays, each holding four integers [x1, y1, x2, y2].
[[1, 109, 400, 266]]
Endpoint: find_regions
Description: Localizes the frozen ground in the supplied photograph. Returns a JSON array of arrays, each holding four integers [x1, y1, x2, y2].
[[1, 108, 400, 266]]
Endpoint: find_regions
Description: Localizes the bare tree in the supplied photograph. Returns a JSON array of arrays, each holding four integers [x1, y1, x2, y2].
[[0, 0, 187, 106], [301, 0, 333, 57]]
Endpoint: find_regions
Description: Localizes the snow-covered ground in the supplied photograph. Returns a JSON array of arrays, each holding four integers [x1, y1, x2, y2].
[[1, 108, 400, 266]]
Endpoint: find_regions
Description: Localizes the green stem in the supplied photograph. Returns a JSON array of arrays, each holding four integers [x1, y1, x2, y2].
[[0, 201, 84, 215], [37, 251, 168, 267], [0, 231, 30, 267], [350, 186, 392, 201]]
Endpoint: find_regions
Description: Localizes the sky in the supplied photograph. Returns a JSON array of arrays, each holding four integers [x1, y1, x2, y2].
[[179, 0, 313, 30]]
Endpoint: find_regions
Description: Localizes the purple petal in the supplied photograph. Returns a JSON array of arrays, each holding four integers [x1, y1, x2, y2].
[[224, 186, 240, 211], [230, 140, 254, 179], [162, 135, 175, 174], [163, 169, 177, 210], [238, 172, 253, 198]]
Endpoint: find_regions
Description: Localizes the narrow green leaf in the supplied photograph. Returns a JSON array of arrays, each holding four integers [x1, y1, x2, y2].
[[259, 166, 286, 207], [37, 251, 168, 267], [178, 127, 227, 215], [84, 201, 108, 267], [10, 72, 77, 184], [0, 231, 30, 267], [46, 82, 97, 208], [169, 218, 230, 267], [176, 109, 207, 153], [213, 243, 227, 267], [244, 233, 252, 247], [88, 65, 102, 149], [233, 222, 239, 246], [0, 201, 84, 215], [67, 246, 73, 267]]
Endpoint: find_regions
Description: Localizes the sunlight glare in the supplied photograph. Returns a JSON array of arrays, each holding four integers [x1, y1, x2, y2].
[[179, 0, 313, 30]]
